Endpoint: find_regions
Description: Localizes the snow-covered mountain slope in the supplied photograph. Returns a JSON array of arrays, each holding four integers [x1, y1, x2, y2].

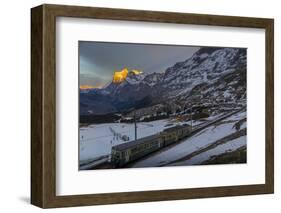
[[79, 110, 246, 167], [131, 110, 246, 168], [161, 47, 246, 92], [80, 47, 246, 115]]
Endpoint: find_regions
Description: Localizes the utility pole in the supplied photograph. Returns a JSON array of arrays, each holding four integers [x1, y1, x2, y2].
[[134, 110, 137, 140], [190, 103, 193, 130]]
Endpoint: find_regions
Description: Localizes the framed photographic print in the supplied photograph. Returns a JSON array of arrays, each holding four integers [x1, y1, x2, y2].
[[31, 4, 274, 208]]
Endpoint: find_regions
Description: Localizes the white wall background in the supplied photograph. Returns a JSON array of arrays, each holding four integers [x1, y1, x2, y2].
[[0, 0, 279, 212]]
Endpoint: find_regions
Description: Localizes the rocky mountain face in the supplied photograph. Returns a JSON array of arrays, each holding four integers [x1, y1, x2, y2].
[[80, 47, 246, 115]]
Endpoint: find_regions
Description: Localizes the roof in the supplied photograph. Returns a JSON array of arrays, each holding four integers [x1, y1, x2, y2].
[[112, 134, 161, 151], [163, 124, 191, 133]]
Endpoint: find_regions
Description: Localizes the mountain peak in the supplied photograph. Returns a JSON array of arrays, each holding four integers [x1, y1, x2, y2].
[[112, 68, 129, 83], [112, 68, 144, 84]]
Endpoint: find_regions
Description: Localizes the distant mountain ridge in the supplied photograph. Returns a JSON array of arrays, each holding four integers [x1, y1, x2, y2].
[[80, 47, 246, 115]]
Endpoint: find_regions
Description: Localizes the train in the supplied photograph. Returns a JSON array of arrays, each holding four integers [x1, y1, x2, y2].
[[111, 124, 192, 168]]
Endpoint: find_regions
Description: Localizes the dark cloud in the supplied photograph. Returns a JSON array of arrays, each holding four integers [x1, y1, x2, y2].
[[79, 41, 199, 87]]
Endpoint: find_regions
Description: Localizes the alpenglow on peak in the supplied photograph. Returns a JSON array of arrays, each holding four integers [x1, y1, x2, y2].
[[112, 68, 143, 83]]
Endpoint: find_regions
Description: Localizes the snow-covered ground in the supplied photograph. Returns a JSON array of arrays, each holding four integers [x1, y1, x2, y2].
[[169, 136, 246, 166], [79, 110, 246, 167], [131, 111, 246, 168], [79, 119, 188, 164]]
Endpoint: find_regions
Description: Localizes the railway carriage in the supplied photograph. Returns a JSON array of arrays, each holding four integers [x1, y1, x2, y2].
[[161, 124, 192, 146], [111, 124, 192, 167], [111, 134, 163, 167]]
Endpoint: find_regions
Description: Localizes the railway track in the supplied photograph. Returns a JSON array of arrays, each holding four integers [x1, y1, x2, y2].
[[191, 107, 246, 136], [79, 155, 110, 170]]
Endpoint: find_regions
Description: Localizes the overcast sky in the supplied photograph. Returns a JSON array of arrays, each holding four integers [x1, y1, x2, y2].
[[79, 41, 199, 88]]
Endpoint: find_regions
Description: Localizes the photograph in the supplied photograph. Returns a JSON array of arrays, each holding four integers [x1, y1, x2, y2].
[[78, 41, 247, 170], [29, 3, 274, 208]]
